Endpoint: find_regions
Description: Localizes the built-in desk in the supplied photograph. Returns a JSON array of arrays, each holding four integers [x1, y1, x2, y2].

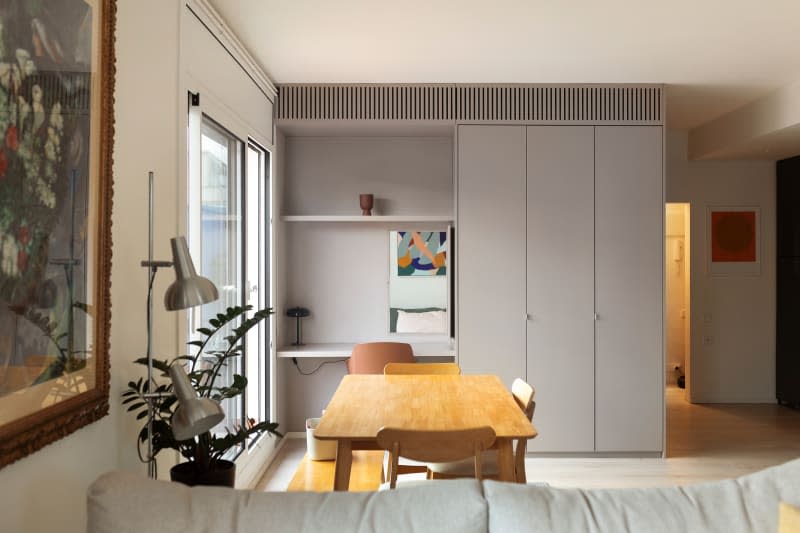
[[277, 342, 454, 359]]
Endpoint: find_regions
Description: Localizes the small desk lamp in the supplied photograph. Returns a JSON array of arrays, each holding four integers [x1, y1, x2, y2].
[[286, 307, 310, 346]]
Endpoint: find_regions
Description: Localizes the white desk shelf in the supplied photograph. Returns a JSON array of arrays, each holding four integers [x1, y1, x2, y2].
[[281, 215, 453, 223], [277, 342, 455, 359]]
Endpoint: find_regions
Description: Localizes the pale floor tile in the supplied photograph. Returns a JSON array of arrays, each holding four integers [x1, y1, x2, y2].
[[255, 386, 800, 491]]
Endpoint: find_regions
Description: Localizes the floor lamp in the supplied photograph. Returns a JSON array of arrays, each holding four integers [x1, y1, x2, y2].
[[141, 171, 222, 478]]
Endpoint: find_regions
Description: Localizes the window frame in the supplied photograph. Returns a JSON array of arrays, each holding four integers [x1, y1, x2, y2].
[[184, 93, 275, 464]]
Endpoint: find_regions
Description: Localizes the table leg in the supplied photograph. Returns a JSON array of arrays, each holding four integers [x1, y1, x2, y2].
[[333, 439, 353, 491], [496, 438, 515, 482]]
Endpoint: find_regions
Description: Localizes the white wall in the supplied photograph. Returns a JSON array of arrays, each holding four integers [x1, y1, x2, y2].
[[274, 129, 289, 432], [666, 129, 776, 403], [689, 79, 800, 160], [284, 137, 453, 216]]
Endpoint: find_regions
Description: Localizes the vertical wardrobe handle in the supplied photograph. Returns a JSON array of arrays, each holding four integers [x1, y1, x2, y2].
[[594, 312, 599, 321]]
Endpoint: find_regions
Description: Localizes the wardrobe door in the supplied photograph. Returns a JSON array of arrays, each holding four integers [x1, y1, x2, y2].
[[457, 126, 526, 388], [595, 126, 663, 452], [526, 126, 595, 452]]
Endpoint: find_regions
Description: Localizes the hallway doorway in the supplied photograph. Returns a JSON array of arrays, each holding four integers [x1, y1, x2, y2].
[[665, 203, 690, 399]]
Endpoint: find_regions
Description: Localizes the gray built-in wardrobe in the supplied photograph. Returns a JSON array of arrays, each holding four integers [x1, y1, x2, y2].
[[457, 125, 663, 454], [275, 84, 665, 452]]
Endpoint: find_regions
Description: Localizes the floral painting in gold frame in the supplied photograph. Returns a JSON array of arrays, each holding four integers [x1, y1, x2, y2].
[[0, 0, 115, 468]]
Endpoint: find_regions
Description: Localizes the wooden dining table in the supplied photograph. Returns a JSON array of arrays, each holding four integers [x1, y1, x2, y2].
[[314, 374, 538, 491]]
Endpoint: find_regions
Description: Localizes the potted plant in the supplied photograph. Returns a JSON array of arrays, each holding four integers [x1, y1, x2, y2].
[[123, 305, 281, 487]]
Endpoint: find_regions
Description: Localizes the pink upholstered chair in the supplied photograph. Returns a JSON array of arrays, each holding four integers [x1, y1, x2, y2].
[[347, 342, 415, 374]]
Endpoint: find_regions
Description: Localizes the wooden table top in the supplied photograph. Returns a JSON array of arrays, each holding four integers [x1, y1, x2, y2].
[[315, 374, 537, 441]]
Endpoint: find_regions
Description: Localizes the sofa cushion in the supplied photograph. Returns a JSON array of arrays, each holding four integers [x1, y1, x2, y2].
[[484, 458, 800, 533], [88, 472, 487, 533]]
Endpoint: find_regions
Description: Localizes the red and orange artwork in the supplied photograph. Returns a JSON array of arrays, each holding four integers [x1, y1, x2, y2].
[[711, 211, 756, 262]]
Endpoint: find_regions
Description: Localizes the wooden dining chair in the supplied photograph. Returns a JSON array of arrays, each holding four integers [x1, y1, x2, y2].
[[380, 361, 460, 477], [383, 362, 461, 375], [510, 378, 535, 483], [376, 426, 496, 489], [347, 342, 415, 374], [427, 378, 536, 483]]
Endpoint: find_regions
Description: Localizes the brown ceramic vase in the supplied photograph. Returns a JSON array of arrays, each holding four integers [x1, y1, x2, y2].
[[359, 193, 374, 216]]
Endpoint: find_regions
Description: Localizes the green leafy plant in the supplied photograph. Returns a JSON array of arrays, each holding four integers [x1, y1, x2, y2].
[[122, 305, 281, 474]]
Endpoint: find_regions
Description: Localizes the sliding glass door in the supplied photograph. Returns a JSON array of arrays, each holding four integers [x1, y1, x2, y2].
[[189, 109, 271, 455], [198, 118, 244, 433]]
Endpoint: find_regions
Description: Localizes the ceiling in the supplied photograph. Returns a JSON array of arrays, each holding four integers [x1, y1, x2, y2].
[[208, 0, 800, 130]]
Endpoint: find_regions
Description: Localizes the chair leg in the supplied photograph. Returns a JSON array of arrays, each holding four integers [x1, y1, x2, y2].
[[514, 439, 527, 484]]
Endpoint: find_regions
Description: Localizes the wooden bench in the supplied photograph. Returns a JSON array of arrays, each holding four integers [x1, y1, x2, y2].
[[287, 451, 384, 492]]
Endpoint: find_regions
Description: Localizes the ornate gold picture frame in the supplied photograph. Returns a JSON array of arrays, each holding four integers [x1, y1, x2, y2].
[[0, 0, 115, 468]]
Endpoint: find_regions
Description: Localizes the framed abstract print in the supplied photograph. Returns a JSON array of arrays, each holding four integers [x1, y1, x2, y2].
[[707, 206, 760, 276]]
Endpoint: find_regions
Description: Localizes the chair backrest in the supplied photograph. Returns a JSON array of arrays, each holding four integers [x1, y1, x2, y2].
[[510, 378, 536, 484], [383, 362, 461, 375], [376, 426, 496, 488], [511, 378, 536, 421], [347, 342, 414, 374]]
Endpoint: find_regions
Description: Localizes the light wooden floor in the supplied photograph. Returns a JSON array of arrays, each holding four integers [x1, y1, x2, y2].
[[254, 387, 800, 491]]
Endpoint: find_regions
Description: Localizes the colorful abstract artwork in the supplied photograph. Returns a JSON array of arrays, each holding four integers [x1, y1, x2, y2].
[[711, 210, 757, 262], [397, 231, 447, 276]]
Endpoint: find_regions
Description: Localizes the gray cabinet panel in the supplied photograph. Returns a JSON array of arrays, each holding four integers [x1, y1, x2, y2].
[[595, 126, 663, 452], [526, 126, 595, 452], [457, 126, 527, 388]]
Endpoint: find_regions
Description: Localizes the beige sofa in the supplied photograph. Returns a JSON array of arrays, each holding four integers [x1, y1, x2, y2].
[[88, 458, 800, 533]]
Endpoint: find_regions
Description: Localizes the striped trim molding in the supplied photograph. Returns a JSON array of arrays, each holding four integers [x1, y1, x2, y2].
[[277, 84, 663, 124]]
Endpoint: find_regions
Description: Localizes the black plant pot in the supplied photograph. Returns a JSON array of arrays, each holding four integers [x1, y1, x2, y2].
[[170, 459, 236, 487]]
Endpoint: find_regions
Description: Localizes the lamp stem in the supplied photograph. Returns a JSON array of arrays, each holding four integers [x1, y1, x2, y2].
[[148, 171, 154, 269], [139, 171, 175, 479], [145, 267, 157, 479], [146, 170, 155, 479]]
